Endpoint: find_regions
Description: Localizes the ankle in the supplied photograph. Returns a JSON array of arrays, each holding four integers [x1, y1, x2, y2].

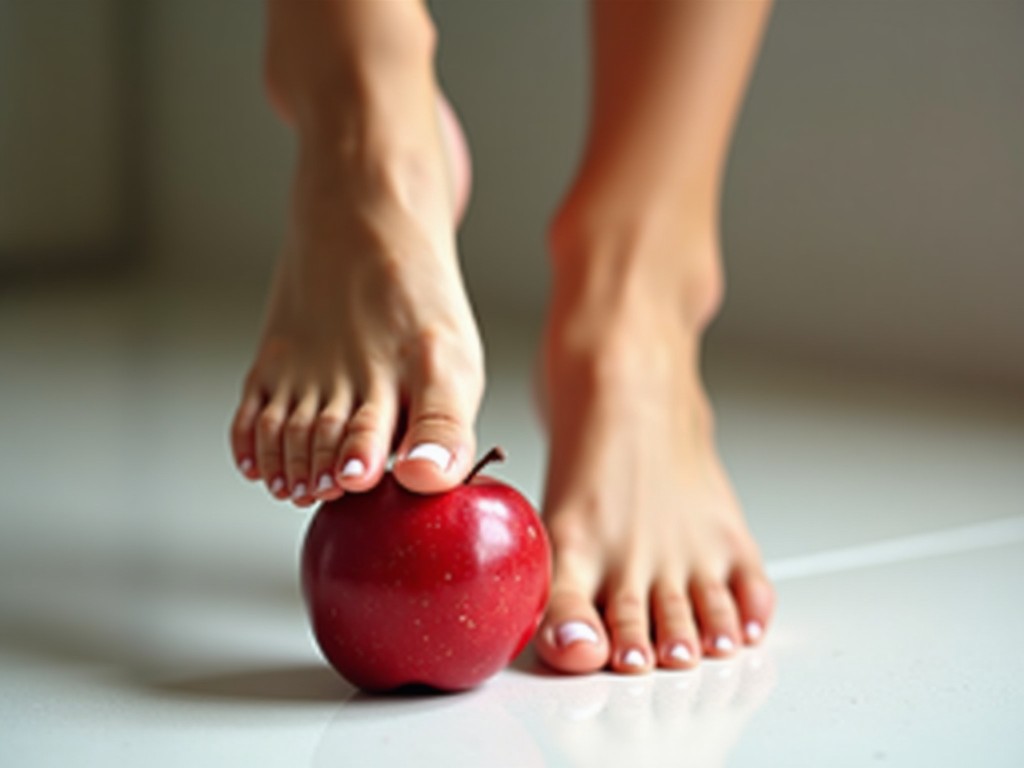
[[265, 0, 437, 137], [548, 201, 724, 334]]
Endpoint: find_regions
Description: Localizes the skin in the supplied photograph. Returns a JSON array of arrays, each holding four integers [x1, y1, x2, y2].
[[231, 0, 775, 675]]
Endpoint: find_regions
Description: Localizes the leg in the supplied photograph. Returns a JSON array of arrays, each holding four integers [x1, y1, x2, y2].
[[230, 0, 483, 505], [537, 0, 775, 674]]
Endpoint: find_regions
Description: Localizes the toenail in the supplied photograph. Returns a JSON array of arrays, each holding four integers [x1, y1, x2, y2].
[[316, 474, 334, 493], [239, 458, 253, 474], [406, 443, 452, 472], [714, 635, 735, 654], [622, 648, 646, 668], [555, 621, 600, 649], [341, 458, 365, 478], [669, 643, 693, 664], [745, 621, 763, 643], [291, 482, 307, 500], [269, 477, 285, 495]]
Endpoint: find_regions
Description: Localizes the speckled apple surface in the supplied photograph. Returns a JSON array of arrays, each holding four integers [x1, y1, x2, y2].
[[1, 283, 1022, 767], [302, 473, 550, 692]]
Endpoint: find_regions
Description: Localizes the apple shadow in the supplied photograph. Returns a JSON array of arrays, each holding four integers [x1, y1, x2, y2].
[[146, 665, 492, 707], [146, 664, 356, 704], [151, 646, 564, 705], [0, 541, 346, 706]]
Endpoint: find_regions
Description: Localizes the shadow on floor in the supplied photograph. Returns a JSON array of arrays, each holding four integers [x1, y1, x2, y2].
[[146, 664, 355, 703]]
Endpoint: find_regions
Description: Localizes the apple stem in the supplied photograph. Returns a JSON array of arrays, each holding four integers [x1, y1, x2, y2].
[[465, 446, 506, 484]]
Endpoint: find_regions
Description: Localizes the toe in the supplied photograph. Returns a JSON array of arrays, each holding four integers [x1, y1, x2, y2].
[[605, 587, 655, 674], [690, 573, 743, 658], [536, 586, 610, 675], [283, 390, 318, 507], [537, 520, 609, 674], [335, 380, 397, 492], [255, 390, 290, 500], [651, 576, 701, 670], [393, 379, 478, 494], [309, 393, 351, 502], [730, 561, 775, 645], [230, 385, 262, 480]]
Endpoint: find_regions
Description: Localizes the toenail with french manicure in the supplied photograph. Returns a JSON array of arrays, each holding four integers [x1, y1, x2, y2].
[[714, 635, 735, 653], [669, 643, 692, 663], [270, 477, 284, 495], [291, 483, 307, 500], [745, 621, 763, 642], [622, 649, 646, 668], [555, 621, 600, 648], [341, 458, 365, 478], [316, 474, 333, 493], [406, 443, 452, 471]]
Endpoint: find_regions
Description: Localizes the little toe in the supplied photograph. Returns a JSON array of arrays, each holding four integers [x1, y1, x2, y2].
[[536, 587, 610, 675], [255, 391, 290, 499], [730, 561, 776, 645], [393, 383, 476, 494], [691, 575, 743, 658], [230, 387, 263, 480], [605, 588, 655, 674], [652, 577, 701, 670], [283, 390, 318, 505], [334, 383, 396, 492], [310, 395, 350, 501]]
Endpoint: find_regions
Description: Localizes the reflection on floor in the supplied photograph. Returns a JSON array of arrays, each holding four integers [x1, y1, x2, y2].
[[1, 279, 1022, 767]]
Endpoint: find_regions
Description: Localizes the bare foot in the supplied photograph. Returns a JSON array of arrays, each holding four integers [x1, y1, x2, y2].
[[535, 206, 774, 674], [230, 37, 482, 505]]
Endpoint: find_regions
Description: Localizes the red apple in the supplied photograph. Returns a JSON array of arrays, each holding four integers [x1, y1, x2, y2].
[[301, 448, 551, 692]]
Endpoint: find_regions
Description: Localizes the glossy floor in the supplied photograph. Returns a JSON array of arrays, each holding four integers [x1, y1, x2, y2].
[[2, 281, 1022, 767]]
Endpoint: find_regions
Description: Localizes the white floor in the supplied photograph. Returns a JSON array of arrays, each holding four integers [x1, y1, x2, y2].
[[2, 279, 1022, 767]]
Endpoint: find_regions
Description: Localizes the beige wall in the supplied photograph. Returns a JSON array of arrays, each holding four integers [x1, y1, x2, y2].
[[5, 1, 1021, 384], [720, 1, 1024, 382], [142, 0, 292, 280], [0, 0, 125, 267]]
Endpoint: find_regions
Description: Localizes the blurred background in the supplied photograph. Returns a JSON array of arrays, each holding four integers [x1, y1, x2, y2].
[[1, 0, 1022, 383], [2, 3, 1023, 764]]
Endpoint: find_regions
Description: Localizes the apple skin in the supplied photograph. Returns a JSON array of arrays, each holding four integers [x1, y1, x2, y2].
[[301, 471, 551, 693]]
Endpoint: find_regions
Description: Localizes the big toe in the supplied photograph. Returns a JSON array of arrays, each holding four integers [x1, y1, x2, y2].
[[393, 380, 478, 494], [536, 587, 610, 675]]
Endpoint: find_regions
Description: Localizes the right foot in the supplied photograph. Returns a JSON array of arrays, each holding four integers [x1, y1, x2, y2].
[[230, 29, 482, 506], [533, 197, 774, 676]]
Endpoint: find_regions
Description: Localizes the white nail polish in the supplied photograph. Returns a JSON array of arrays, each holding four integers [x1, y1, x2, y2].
[[291, 483, 307, 500], [316, 474, 334, 493], [622, 648, 646, 668], [406, 443, 452, 472], [669, 644, 693, 663], [745, 621, 763, 642], [239, 458, 253, 474], [714, 635, 735, 654], [269, 477, 284, 495], [555, 621, 599, 648], [341, 458, 365, 479]]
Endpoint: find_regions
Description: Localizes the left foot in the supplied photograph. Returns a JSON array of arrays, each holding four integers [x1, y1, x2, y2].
[[535, 206, 774, 674]]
